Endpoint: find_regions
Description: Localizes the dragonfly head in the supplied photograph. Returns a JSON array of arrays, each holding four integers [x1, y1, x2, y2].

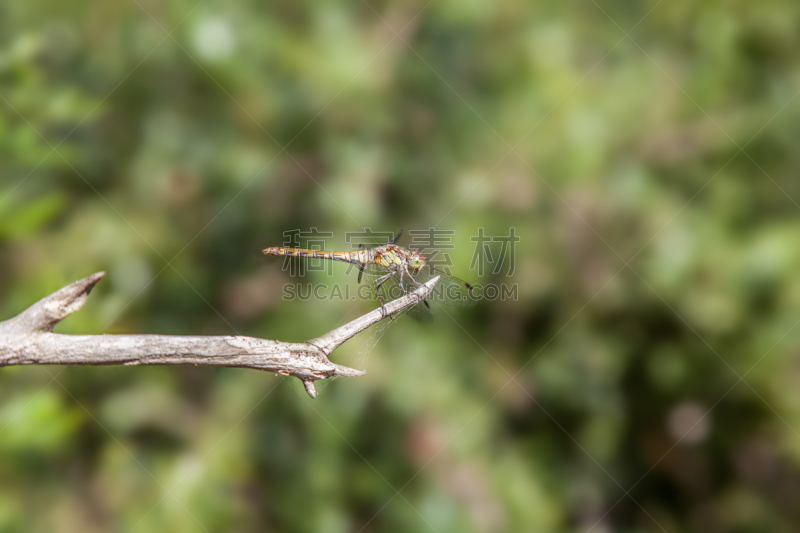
[[408, 251, 427, 271]]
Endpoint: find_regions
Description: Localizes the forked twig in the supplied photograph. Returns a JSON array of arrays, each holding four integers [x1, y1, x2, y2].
[[0, 272, 439, 398]]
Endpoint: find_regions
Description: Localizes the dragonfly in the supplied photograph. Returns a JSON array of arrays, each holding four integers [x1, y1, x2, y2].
[[263, 229, 477, 321]]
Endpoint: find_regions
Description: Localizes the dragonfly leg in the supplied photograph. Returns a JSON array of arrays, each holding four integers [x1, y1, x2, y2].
[[372, 272, 395, 307], [400, 270, 417, 294]]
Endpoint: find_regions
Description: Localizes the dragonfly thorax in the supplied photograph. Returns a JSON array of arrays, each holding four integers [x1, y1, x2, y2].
[[377, 245, 427, 273]]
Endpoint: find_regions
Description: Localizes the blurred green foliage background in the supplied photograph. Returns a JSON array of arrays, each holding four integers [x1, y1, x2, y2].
[[2, 0, 800, 531]]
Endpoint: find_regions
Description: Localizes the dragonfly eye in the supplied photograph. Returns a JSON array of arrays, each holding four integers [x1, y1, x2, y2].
[[408, 255, 426, 269]]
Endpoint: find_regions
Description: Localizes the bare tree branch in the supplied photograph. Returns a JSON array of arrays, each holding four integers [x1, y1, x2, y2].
[[0, 272, 439, 398]]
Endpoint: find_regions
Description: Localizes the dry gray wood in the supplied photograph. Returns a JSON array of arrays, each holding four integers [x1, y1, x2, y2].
[[0, 272, 439, 398]]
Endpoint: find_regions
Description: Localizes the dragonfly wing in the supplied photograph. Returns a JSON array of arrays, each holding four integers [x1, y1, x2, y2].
[[405, 297, 434, 322], [389, 228, 404, 244], [411, 265, 478, 307]]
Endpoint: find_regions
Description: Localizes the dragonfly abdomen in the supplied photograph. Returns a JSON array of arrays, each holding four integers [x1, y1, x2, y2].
[[263, 247, 366, 264]]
